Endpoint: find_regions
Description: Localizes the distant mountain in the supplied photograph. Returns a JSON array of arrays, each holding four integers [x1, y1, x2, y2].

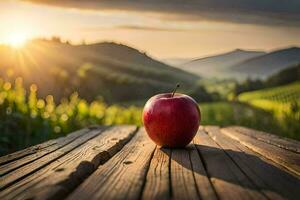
[[180, 49, 265, 78], [231, 47, 300, 78], [162, 58, 192, 67], [266, 63, 300, 87], [174, 47, 300, 79], [0, 40, 199, 103]]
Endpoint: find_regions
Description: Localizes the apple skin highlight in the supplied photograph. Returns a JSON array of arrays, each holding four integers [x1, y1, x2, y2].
[[143, 93, 201, 148]]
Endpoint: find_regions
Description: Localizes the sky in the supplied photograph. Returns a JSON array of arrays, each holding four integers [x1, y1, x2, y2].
[[0, 0, 300, 59]]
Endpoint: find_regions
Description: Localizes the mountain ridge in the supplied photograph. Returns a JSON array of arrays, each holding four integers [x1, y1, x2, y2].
[[179, 49, 265, 78], [231, 47, 300, 77], [169, 46, 300, 79], [184, 49, 265, 64], [0, 39, 199, 103]]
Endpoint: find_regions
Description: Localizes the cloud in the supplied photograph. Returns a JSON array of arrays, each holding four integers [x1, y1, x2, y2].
[[24, 0, 300, 27], [117, 25, 185, 31], [83, 25, 185, 32]]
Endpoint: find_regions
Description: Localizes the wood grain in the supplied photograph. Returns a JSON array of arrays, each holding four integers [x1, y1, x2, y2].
[[0, 128, 91, 176], [206, 126, 300, 200], [0, 125, 137, 200], [190, 141, 218, 200], [170, 147, 199, 200], [221, 127, 300, 176], [66, 128, 156, 200], [169, 142, 218, 200], [142, 147, 171, 200], [0, 128, 93, 166], [0, 127, 105, 190], [0, 139, 57, 165], [194, 129, 267, 200], [2, 125, 300, 200], [226, 126, 300, 153]]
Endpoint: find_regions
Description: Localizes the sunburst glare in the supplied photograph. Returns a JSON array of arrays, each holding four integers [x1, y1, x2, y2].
[[6, 33, 28, 48]]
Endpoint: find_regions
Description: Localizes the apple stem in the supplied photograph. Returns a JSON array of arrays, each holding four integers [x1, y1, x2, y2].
[[171, 83, 180, 97]]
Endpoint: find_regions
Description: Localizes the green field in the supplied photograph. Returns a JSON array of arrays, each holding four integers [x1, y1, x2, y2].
[[237, 82, 300, 140], [238, 81, 300, 116]]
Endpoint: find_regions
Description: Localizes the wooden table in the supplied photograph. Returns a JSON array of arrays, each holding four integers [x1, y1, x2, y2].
[[0, 125, 300, 200]]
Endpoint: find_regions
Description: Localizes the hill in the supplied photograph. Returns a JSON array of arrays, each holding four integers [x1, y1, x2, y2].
[[162, 58, 191, 67], [173, 47, 300, 79], [266, 64, 300, 87], [180, 49, 265, 77], [0, 39, 199, 103], [231, 47, 300, 78], [233, 63, 300, 95]]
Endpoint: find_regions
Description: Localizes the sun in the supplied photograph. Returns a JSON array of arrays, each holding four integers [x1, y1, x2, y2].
[[7, 33, 28, 48]]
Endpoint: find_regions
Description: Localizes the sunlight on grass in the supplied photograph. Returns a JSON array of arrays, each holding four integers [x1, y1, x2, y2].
[[238, 82, 300, 116], [0, 77, 142, 155]]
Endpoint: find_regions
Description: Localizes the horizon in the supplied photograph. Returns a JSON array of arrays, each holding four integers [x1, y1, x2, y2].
[[1, 1, 300, 59], [1, 37, 299, 61]]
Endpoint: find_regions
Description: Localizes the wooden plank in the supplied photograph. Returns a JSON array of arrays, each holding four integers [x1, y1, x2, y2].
[[0, 125, 137, 200], [0, 128, 91, 176], [170, 143, 218, 200], [0, 128, 91, 166], [206, 126, 300, 200], [66, 128, 156, 200], [0, 139, 57, 165], [194, 129, 267, 200], [221, 127, 300, 176], [190, 142, 218, 200], [170, 147, 200, 200], [142, 147, 171, 200], [0, 127, 105, 190], [227, 126, 300, 153]]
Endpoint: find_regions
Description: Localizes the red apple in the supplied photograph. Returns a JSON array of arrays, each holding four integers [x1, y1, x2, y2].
[[142, 90, 201, 148]]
